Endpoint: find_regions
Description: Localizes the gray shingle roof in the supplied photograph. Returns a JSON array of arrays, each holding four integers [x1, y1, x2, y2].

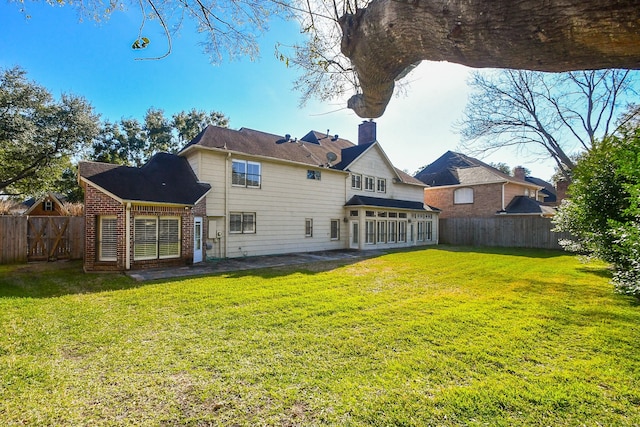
[[345, 195, 436, 211], [415, 151, 536, 187], [182, 126, 353, 168], [525, 176, 557, 203], [182, 125, 423, 185], [500, 196, 557, 216], [79, 153, 211, 205]]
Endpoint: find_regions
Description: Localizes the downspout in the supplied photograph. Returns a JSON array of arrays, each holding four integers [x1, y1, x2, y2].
[[125, 202, 131, 270], [224, 152, 231, 258], [501, 183, 506, 211]]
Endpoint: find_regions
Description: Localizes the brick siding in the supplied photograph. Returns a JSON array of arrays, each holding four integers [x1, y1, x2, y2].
[[424, 183, 505, 218], [83, 183, 207, 272]]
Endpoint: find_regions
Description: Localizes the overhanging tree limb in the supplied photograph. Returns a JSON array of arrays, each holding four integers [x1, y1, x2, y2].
[[339, 0, 640, 118]]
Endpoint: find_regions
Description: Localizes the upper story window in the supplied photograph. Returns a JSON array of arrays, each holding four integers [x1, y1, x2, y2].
[[454, 187, 474, 204], [307, 170, 321, 180], [351, 173, 362, 190], [364, 176, 375, 191], [232, 160, 261, 188], [377, 178, 386, 193]]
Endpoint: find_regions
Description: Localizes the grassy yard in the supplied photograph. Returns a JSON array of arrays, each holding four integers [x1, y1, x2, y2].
[[0, 247, 638, 426]]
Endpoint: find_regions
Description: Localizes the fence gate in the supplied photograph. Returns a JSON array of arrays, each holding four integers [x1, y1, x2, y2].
[[27, 216, 72, 262]]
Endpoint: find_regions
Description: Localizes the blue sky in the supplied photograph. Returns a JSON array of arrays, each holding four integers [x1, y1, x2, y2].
[[0, 1, 557, 179]]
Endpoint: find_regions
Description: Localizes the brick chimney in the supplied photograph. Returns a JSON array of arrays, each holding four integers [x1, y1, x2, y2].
[[514, 166, 526, 180], [358, 120, 377, 145]]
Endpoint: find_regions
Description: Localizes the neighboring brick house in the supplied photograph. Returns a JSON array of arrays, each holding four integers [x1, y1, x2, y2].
[[415, 151, 556, 218], [79, 153, 210, 272]]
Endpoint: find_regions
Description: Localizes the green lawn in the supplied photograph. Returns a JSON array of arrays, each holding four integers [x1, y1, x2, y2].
[[1, 247, 638, 426]]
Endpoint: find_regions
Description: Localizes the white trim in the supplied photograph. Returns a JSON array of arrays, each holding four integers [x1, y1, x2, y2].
[[125, 203, 131, 269]]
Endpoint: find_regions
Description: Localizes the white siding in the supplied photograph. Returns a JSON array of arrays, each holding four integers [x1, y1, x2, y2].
[[343, 143, 437, 251], [183, 140, 437, 259], [189, 148, 349, 258], [346, 144, 425, 204]]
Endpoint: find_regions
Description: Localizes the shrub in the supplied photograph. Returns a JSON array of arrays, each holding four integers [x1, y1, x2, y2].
[[554, 128, 640, 297]]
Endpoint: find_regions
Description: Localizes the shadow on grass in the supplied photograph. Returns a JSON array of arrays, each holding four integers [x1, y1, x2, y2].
[[0, 246, 615, 299], [0, 260, 142, 299]]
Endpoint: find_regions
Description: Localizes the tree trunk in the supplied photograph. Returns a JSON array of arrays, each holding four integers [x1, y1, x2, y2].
[[340, 0, 640, 118]]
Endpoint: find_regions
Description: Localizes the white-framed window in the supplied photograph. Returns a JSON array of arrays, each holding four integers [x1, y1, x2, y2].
[[365, 220, 376, 244], [364, 176, 375, 191], [398, 221, 407, 242], [417, 221, 425, 242], [232, 160, 261, 188], [44, 200, 54, 211], [230, 212, 256, 234], [377, 178, 386, 193], [134, 217, 158, 260], [133, 216, 181, 261], [305, 218, 313, 237], [426, 221, 433, 241], [330, 219, 340, 240], [377, 220, 386, 244], [98, 216, 117, 261], [158, 217, 180, 259], [454, 187, 474, 204], [388, 221, 397, 243], [307, 170, 321, 180], [351, 173, 362, 190]]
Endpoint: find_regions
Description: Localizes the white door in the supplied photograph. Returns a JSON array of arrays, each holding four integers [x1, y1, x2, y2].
[[349, 220, 359, 249], [193, 217, 203, 263]]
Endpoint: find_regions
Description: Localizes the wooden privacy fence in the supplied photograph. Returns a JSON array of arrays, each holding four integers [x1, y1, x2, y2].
[[439, 216, 573, 250], [0, 216, 84, 264]]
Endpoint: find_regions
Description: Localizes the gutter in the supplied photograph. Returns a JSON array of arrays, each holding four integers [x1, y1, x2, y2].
[[125, 202, 131, 270]]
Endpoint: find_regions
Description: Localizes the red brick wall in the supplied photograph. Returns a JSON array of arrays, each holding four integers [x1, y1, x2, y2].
[[83, 184, 124, 272], [84, 184, 207, 272], [424, 183, 505, 218]]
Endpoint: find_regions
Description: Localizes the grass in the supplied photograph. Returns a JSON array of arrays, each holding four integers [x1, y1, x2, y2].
[[0, 246, 639, 426]]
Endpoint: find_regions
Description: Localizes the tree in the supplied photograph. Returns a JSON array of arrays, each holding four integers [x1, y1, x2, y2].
[[335, 0, 640, 118], [15, 0, 640, 118], [172, 108, 229, 145], [90, 108, 229, 166], [0, 66, 100, 196], [488, 162, 510, 175], [553, 127, 640, 297], [457, 69, 637, 180]]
